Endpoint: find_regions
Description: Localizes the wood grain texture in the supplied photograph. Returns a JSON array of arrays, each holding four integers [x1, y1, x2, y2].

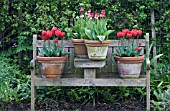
[[70, 48, 75, 73], [33, 75, 146, 86], [35, 39, 146, 47], [84, 69, 96, 79], [74, 57, 105, 68]]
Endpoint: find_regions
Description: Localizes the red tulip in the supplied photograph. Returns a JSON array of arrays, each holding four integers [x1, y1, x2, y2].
[[41, 30, 47, 40], [135, 47, 140, 51], [117, 32, 125, 38], [60, 32, 65, 37], [126, 33, 133, 38], [53, 39, 58, 43], [52, 27, 58, 34], [55, 30, 62, 37], [41, 30, 47, 36], [136, 30, 142, 36], [131, 30, 138, 36], [46, 30, 52, 38], [138, 42, 142, 46], [58, 44, 61, 48], [122, 29, 129, 34]]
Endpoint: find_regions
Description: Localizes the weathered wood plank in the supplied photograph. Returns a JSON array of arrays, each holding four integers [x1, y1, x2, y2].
[[33, 35, 37, 60], [70, 48, 75, 73], [84, 69, 96, 79], [35, 39, 146, 47], [33, 76, 146, 86], [107, 47, 113, 72], [36, 40, 74, 48], [74, 57, 105, 68], [64, 48, 68, 73]]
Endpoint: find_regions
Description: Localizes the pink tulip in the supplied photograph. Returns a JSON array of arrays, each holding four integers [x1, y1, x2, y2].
[[95, 13, 100, 19], [80, 14, 84, 18], [80, 6, 84, 12]]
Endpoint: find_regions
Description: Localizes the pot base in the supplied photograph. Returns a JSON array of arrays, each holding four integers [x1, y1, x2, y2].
[[76, 54, 88, 58], [45, 74, 61, 78], [120, 74, 140, 79]]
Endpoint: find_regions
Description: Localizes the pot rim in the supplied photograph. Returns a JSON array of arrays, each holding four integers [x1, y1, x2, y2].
[[114, 55, 144, 63], [85, 40, 110, 46], [37, 56, 67, 61], [72, 38, 84, 43]]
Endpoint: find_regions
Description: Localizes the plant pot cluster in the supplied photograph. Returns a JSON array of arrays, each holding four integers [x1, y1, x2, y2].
[[72, 39, 110, 60], [36, 6, 145, 79]]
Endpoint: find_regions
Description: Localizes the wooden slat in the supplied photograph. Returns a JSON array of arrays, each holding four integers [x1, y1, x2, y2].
[[70, 48, 75, 73], [107, 47, 113, 72], [109, 39, 146, 47], [64, 48, 68, 73], [35, 39, 146, 48], [36, 40, 74, 48], [33, 75, 146, 86], [74, 57, 105, 68], [113, 47, 117, 72]]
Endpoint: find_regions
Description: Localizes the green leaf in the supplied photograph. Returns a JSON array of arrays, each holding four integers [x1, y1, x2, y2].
[[97, 35, 105, 43], [85, 28, 93, 40], [104, 30, 114, 37], [151, 54, 163, 65]]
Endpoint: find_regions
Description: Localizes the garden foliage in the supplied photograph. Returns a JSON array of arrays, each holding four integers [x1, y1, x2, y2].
[[0, 0, 169, 110]]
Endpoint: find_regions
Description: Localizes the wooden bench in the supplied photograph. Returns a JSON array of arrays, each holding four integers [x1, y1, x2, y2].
[[30, 33, 150, 111]]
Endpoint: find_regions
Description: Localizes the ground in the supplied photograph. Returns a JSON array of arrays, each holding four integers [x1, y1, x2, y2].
[[1, 99, 151, 111]]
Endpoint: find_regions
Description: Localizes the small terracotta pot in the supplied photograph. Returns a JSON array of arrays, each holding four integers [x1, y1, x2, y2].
[[114, 55, 144, 78], [37, 56, 67, 78], [72, 39, 88, 58], [84, 40, 110, 60]]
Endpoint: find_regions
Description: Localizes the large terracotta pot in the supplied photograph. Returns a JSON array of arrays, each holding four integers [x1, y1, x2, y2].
[[72, 39, 88, 58], [37, 56, 67, 78], [85, 40, 110, 60], [114, 55, 144, 78]]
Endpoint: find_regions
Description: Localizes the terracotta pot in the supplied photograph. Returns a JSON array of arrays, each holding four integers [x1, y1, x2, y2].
[[114, 55, 144, 78], [37, 56, 67, 78], [84, 40, 110, 60], [72, 39, 88, 58]]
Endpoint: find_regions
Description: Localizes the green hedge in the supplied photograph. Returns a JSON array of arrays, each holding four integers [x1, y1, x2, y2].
[[0, 0, 169, 63]]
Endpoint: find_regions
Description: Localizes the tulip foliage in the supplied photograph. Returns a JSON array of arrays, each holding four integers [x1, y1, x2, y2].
[[116, 29, 143, 57]]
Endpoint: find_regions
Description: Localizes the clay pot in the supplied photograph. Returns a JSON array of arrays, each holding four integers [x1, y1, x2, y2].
[[84, 40, 110, 60], [72, 39, 88, 58], [37, 56, 67, 78], [114, 55, 144, 78]]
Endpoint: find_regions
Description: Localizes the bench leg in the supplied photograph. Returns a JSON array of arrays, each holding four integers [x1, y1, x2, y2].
[[31, 78, 37, 111], [31, 84, 36, 111], [84, 69, 96, 79], [146, 70, 150, 111]]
